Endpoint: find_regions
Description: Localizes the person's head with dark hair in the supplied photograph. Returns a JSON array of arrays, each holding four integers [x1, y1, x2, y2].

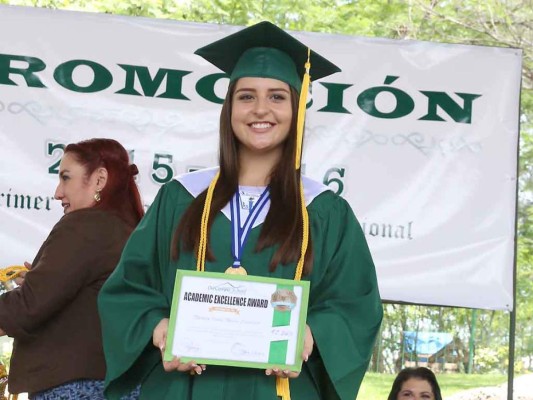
[[387, 367, 442, 400], [55, 138, 143, 225], [173, 22, 340, 274]]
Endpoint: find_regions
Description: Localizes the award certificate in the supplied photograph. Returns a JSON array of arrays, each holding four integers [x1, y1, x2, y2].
[[164, 270, 310, 371]]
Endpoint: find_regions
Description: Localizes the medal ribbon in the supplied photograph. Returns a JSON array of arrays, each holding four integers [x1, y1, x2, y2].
[[229, 188, 270, 270]]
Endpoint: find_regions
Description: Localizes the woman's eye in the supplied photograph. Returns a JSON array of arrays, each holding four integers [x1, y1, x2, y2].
[[237, 94, 254, 101], [61, 175, 69, 181], [271, 94, 286, 101]]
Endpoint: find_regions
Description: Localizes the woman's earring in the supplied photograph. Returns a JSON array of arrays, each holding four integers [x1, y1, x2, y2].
[[94, 190, 102, 202]]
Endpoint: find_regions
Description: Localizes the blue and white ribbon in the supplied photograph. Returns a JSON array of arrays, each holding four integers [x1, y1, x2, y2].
[[230, 188, 270, 269]]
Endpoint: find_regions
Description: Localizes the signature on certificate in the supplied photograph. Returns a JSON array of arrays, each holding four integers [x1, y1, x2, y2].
[[179, 340, 201, 354], [230, 342, 265, 358]]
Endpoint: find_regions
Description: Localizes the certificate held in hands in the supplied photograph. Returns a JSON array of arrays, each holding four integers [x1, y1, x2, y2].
[[164, 270, 310, 372]]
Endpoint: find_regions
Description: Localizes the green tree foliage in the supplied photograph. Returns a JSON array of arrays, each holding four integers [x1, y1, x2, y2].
[[1, 0, 532, 372]]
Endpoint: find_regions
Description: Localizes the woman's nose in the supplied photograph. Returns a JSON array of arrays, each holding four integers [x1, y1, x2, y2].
[[253, 97, 268, 116], [54, 185, 62, 200]]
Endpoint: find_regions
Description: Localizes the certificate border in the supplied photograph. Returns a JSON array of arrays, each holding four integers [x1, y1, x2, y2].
[[164, 269, 310, 371]]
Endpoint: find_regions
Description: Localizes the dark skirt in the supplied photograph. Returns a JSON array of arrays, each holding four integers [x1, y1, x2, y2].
[[30, 379, 140, 400]]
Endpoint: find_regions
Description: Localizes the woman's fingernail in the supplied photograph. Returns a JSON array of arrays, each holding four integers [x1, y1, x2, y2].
[[266, 370, 271, 376]]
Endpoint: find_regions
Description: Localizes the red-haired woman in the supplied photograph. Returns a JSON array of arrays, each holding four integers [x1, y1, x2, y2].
[[0, 138, 144, 399]]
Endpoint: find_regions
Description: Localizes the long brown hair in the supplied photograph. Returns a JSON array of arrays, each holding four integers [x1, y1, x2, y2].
[[172, 81, 313, 275], [65, 138, 144, 226]]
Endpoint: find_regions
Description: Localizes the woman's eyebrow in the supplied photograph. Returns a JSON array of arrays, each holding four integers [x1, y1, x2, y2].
[[267, 88, 290, 92], [234, 87, 290, 93]]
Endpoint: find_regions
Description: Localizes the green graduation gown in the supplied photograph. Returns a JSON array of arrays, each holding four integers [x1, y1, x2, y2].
[[98, 169, 382, 400]]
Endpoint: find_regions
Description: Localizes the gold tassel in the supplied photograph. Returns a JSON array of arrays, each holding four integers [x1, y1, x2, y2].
[[276, 376, 291, 400], [196, 171, 220, 272], [294, 48, 311, 283], [295, 48, 311, 170], [273, 48, 312, 400]]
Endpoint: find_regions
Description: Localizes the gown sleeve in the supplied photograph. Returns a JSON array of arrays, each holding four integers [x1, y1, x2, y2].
[[98, 182, 179, 399], [305, 193, 383, 400]]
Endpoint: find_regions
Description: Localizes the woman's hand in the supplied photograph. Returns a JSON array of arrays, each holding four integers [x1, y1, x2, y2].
[[13, 261, 32, 286], [265, 324, 314, 379], [153, 318, 205, 375]]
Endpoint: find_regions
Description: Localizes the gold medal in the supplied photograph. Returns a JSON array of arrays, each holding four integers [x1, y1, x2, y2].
[[225, 265, 248, 275]]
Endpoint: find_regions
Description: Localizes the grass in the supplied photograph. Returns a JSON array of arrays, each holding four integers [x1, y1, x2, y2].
[[357, 372, 509, 399]]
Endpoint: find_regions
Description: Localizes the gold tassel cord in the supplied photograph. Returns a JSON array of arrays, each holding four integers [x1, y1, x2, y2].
[[0, 266, 28, 282], [196, 171, 220, 272], [295, 48, 311, 282], [275, 180, 309, 400], [276, 376, 291, 400], [275, 47, 312, 400], [295, 48, 311, 170], [294, 179, 309, 282]]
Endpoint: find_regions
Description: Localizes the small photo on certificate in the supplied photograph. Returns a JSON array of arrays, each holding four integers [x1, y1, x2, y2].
[[164, 270, 310, 371]]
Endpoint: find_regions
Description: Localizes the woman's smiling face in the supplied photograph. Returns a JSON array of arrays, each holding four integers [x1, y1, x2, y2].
[[231, 77, 293, 157]]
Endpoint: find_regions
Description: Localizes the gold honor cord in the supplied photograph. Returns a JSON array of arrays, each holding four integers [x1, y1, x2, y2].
[[275, 181, 308, 400], [196, 173, 308, 282], [295, 179, 308, 282], [277, 47, 312, 400], [196, 171, 220, 272], [0, 265, 28, 282]]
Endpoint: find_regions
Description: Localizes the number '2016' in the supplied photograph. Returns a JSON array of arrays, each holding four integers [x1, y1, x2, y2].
[[46, 142, 346, 195]]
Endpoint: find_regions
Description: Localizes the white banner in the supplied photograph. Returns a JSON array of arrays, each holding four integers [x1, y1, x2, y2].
[[0, 5, 522, 310]]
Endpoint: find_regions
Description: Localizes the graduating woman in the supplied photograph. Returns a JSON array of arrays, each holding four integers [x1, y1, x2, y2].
[[99, 22, 382, 400]]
